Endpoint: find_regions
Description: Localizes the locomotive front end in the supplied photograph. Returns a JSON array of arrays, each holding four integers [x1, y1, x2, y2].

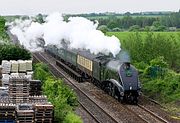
[[119, 62, 141, 104]]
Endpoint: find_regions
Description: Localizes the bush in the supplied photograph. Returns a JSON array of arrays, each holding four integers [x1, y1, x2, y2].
[[63, 112, 82, 123], [142, 70, 180, 103], [141, 57, 180, 103], [33, 63, 50, 83], [33, 63, 81, 122]]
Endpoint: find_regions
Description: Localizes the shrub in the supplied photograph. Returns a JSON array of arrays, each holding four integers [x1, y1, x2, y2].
[[63, 112, 82, 123], [33, 63, 81, 122]]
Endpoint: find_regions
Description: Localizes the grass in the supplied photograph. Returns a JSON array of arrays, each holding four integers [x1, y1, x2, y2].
[[107, 32, 180, 41]]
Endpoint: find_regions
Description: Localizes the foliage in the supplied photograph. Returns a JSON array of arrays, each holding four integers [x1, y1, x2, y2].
[[129, 25, 140, 31], [108, 31, 180, 106], [150, 56, 168, 68], [63, 112, 82, 123], [142, 70, 180, 103], [34, 14, 45, 24], [0, 44, 31, 64], [98, 25, 109, 34], [78, 11, 180, 31], [33, 63, 51, 83], [107, 32, 180, 42], [0, 16, 10, 42], [143, 57, 168, 78], [107, 32, 180, 72], [33, 63, 80, 122]]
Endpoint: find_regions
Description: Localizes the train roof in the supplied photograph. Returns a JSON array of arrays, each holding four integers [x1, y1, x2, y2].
[[64, 47, 111, 61]]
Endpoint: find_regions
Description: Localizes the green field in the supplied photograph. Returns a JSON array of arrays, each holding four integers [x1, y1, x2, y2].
[[107, 32, 180, 41]]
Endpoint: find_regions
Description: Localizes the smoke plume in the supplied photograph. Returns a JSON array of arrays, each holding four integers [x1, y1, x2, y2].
[[9, 12, 121, 56]]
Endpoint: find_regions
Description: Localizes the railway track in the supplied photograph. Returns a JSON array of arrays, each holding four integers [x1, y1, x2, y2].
[[33, 52, 119, 123], [33, 51, 170, 123], [125, 104, 169, 123]]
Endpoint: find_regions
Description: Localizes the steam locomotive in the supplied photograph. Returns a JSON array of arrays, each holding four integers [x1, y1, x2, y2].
[[45, 45, 141, 104]]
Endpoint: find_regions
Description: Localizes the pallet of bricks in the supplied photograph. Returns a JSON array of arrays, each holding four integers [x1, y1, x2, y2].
[[0, 103, 16, 123], [16, 104, 34, 123], [9, 77, 30, 104], [34, 103, 53, 123]]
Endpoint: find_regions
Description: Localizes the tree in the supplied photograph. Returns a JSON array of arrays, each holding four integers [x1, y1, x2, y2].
[[129, 25, 140, 31], [107, 21, 118, 29], [35, 14, 45, 23], [0, 44, 31, 64], [98, 25, 109, 34]]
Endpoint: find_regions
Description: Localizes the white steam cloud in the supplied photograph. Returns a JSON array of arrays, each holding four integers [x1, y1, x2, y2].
[[9, 12, 121, 56]]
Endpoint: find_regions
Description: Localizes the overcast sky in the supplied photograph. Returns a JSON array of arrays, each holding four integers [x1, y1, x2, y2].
[[0, 0, 180, 15]]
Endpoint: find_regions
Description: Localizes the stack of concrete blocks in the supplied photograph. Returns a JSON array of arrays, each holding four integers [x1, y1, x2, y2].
[[10, 60, 18, 73], [18, 60, 27, 77], [26, 60, 32, 72], [0, 60, 33, 88], [1, 61, 11, 87], [2, 60, 11, 74]]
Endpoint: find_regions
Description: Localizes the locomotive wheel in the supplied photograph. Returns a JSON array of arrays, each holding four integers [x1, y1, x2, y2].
[[133, 96, 138, 104], [108, 83, 114, 96]]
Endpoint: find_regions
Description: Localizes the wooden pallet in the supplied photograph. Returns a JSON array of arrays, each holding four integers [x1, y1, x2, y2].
[[0, 103, 16, 120]]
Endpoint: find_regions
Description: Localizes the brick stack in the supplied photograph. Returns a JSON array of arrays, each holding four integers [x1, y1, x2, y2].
[[16, 103, 34, 123], [9, 77, 30, 104]]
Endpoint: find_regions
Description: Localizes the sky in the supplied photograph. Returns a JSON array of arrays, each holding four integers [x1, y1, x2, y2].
[[0, 0, 180, 15]]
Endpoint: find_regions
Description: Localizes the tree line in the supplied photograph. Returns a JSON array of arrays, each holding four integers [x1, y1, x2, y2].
[[96, 11, 180, 31], [0, 44, 31, 64]]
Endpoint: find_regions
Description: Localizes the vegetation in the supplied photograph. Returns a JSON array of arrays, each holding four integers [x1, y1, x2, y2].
[[68, 11, 180, 32], [108, 32, 180, 72], [0, 44, 31, 64], [109, 31, 180, 115], [33, 63, 82, 123], [0, 16, 10, 42], [107, 32, 180, 41]]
